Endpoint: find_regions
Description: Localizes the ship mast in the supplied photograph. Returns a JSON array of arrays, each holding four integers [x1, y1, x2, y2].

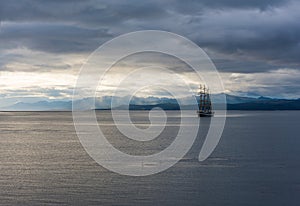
[[199, 85, 203, 111], [206, 87, 212, 113], [197, 84, 214, 117], [204, 85, 207, 113]]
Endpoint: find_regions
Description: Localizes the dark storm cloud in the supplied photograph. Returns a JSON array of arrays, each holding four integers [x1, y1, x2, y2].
[[211, 59, 280, 73], [195, 17, 300, 68], [170, 0, 289, 14], [0, 0, 300, 73], [0, 0, 167, 25], [0, 0, 288, 22], [201, 0, 288, 8], [0, 23, 112, 53], [0, 0, 167, 53], [110, 52, 195, 74]]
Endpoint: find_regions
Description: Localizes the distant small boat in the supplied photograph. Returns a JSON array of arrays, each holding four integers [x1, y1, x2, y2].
[[197, 84, 214, 117]]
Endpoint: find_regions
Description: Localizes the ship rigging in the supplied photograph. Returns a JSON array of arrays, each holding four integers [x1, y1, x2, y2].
[[197, 85, 214, 117]]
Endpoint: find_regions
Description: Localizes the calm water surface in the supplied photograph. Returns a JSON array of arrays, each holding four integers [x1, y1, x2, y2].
[[0, 111, 299, 205]]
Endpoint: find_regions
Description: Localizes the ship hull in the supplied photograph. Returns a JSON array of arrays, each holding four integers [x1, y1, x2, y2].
[[197, 111, 214, 117]]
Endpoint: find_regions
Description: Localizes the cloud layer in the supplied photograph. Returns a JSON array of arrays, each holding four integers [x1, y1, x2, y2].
[[0, 0, 299, 105]]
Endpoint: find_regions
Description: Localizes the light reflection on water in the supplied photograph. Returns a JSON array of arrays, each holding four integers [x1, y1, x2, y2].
[[0, 111, 299, 205]]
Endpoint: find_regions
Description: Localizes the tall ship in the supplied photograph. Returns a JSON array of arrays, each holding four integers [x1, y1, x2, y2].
[[197, 84, 214, 117]]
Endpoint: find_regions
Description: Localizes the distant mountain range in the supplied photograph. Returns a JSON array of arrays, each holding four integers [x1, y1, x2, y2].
[[1, 100, 72, 111], [227, 98, 300, 110], [1, 94, 300, 111]]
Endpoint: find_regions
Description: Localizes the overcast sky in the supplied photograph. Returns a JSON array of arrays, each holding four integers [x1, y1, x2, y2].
[[0, 0, 300, 106]]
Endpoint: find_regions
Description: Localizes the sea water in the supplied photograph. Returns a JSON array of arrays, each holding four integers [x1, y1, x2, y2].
[[0, 111, 299, 205]]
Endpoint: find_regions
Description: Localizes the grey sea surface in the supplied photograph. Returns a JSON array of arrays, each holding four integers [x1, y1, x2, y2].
[[0, 111, 299, 205]]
